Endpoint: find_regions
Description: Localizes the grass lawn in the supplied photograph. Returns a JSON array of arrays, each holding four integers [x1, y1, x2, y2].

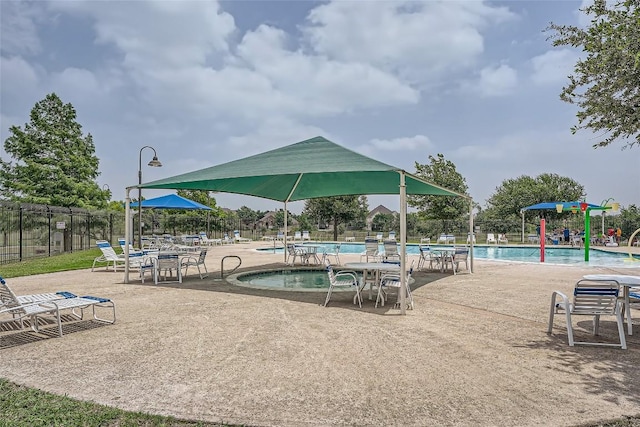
[[0, 251, 638, 427]]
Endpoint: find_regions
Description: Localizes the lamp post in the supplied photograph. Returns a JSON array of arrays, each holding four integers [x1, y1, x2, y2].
[[138, 146, 162, 246]]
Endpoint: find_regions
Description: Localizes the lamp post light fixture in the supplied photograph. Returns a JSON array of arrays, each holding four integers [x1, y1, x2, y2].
[[599, 198, 619, 237], [138, 146, 162, 246]]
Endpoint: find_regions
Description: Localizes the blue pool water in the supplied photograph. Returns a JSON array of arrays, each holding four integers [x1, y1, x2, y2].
[[257, 242, 640, 268]]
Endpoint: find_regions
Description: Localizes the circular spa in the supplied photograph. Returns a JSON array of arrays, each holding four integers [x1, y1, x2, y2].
[[229, 269, 333, 291]]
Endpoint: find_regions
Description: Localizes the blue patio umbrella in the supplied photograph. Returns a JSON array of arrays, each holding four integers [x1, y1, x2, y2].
[[129, 193, 212, 210]]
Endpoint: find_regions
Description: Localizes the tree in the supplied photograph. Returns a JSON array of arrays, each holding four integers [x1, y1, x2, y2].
[[547, 0, 640, 149], [408, 154, 469, 226], [304, 195, 368, 241], [483, 173, 585, 221], [0, 93, 109, 208]]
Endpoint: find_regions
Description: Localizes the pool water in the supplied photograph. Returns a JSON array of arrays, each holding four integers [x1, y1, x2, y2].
[[235, 269, 331, 290], [257, 242, 640, 268]]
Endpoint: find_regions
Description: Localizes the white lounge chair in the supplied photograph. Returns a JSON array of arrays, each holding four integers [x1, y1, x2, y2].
[[486, 233, 497, 244], [199, 232, 221, 246], [437, 233, 447, 244], [548, 279, 626, 349], [292, 231, 302, 241], [221, 233, 234, 244], [376, 233, 384, 242], [446, 234, 456, 244], [388, 231, 396, 240], [233, 230, 252, 243], [1, 277, 116, 338], [302, 231, 311, 241], [360, 238, 380, 262], [92, 240, 125, 271], [323, 261, 362, 308], [450, 247, 469, 275], [497, 234, 508, 244], [382, 240, 400, 262]]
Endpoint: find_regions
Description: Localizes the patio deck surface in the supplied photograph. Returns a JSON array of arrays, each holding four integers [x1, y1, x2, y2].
[[1, 242, 639, 426]]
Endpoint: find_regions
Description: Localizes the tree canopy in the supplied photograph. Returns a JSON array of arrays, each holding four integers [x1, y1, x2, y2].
[[408, 153, 469, 221], [484, 173, 586, 220], [547, 0, 640, 149], [0, 93, 109, 208], [304, 195, 368, 241]]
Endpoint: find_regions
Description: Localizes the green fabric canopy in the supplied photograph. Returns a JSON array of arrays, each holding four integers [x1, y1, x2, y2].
[[139, 136, 465, 200], [126, 136, 472, 309]]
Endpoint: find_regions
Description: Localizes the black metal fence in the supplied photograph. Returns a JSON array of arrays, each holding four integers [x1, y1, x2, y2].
[[1, 200, 631, 265]]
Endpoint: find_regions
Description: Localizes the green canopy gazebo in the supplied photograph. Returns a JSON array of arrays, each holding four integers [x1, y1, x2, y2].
[[124, 136, 471, 313]]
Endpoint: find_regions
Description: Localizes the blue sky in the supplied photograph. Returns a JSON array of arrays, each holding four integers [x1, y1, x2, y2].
[[1, 0, 638, 214]]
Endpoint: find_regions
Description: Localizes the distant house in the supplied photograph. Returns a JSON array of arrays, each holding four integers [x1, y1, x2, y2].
[[256, 211, 298, 230], [257, 211, 278, 229], [366, 205, 396, 231]]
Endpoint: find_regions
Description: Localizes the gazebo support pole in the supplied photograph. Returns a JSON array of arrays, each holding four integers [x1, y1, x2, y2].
[[124, 187, 131, 284], [469, 198, 474, 273], [399, 172, 407, 315], [284, 201, 288, 264]]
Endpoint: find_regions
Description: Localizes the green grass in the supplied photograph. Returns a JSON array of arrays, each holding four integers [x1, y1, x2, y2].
[[0, 378, 235, 427], [1, 250, 638, 427], [0, 248, 101, 279]]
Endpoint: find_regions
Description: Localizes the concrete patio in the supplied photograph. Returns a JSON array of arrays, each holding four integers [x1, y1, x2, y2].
[[1, 242, 639, 426]]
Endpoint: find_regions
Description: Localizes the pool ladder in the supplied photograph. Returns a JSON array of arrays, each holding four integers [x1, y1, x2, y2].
[[221, 255, 242, 279]]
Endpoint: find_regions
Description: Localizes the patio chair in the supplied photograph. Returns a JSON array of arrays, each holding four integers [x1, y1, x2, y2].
[[450, 247, 469, 275], [466, 233, 476, 244], [233, 230, 252, 243], [302, 230, 311, 241], [376, 260, 414, 310], [376, 233, 384, 242], [360, 238, 380, 262], [417, 244, 436, 271], [322, 243, 341, 265], [153, 253, 183, 284], [437, 233, 447, 244], [497, 234, 508, 244], [276, 231, 285, 241], [382, 240, 400, 262], [548, 279, 626, 349], [323, 261, 362, 308], [181, 249, 209, 279], [388, 231, 396, 241], [446, 234, 456, 244], [420, 237, 431, 245], [286, 244, 310, 265], [486, 233, 497, 244], [1, 277, 116, 337], [293, 231, 302, 241]]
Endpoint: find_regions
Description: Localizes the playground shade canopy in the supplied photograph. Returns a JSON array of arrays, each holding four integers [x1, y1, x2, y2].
[[138, 136, 466, 201], [522, 201, 601, 211], [129, 193, 212, 210]]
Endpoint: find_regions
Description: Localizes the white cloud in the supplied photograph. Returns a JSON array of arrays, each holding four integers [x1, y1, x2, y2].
[[303, 0, 516, 84], [365, 135, 434, 154], [530, 49, 580, 86], [466, 64, 518, 97], [0, 2, 44, 55]]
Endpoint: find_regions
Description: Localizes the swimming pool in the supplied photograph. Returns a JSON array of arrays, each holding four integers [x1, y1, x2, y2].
[[257, 242, 640, 268]]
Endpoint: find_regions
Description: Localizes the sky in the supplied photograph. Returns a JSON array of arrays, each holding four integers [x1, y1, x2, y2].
[[1, 0, 638, 214]]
